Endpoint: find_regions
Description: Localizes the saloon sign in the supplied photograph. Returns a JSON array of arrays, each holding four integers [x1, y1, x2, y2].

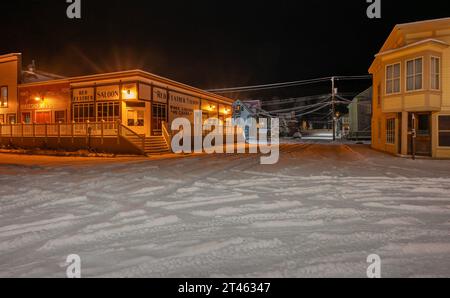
[[96, 85, 120, 101]]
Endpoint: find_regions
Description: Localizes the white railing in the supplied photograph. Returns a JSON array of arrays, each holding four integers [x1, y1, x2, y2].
[[0, 121, 120, 139]]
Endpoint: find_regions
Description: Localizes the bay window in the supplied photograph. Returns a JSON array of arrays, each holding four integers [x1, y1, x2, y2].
[[386, 63, 400, 94], [431, 57, 440, 90], [406, 58, 423, 91]]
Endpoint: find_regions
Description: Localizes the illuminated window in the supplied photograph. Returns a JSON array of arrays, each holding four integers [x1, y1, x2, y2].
[[386, 63, 400, 94], [0, 114, 4, 124], [7, 114, 16, 124], [406, 58, 423, 91], [0, 86, 7, 108], [386, 118, 395, 144], [438, 116, 450, 147], [97, 102, 120, 122], [431, 57, 440, 90], [73, 103, 95, 123]]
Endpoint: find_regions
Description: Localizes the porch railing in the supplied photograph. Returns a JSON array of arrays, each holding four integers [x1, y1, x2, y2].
[[0, 121, 146, 154]]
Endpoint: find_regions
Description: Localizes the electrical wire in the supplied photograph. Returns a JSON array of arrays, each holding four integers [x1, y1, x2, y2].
[[207, 75, 372, 93]]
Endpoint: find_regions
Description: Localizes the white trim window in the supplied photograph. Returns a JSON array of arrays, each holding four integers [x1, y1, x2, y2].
[[386, 63, 401, 94], [386, 118, 395, 145], [406, 58, 423, 91], [431, 57, 441, 90]]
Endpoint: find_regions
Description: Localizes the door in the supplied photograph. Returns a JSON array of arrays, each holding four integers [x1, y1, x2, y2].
[[415, 113, 432, 156], [152, 103, 167, 136], [408, 112, 432, 156], [35, 111, 51, 124]]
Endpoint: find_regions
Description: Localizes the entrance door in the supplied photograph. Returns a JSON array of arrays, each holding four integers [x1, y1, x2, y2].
[[152, 103, 167, 136], [409, 112, 432, 156], [35, 111, 51, 124]]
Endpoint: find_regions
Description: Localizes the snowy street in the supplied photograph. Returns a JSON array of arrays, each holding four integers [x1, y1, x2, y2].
[[0, 143, 450, 278]]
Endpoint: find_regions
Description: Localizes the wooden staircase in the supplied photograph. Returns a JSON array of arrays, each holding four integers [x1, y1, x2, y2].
[[144, 136, 171, 155], [125, 135, 171, 155]]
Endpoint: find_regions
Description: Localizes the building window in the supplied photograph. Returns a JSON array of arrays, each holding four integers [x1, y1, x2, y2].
[[386, 118, 395, 144], [127, 110, 144, 127], [7, 114, 16, 124], [431, 57, 440, 90], [97, 102, 120, 122], [406, 58, 423, 91], [386, 63, 400, 94], [438, 116, 450, 147], [73, 103, 95, 123], [0, 86, 7, 108], [0, 114, 4, 124], [55, 111, 66, 123], [22, 112, 32, 124]]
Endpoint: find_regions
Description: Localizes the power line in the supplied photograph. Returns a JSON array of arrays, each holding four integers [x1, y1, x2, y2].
[[207, 75, 372, 93]]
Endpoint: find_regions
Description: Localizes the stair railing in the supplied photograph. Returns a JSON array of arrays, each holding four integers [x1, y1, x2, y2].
[[117, 121, 146, 155], [161, 121, 172, 152]]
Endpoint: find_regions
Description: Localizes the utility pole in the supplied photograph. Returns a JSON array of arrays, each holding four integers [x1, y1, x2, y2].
[[331, 77, 336, 141]]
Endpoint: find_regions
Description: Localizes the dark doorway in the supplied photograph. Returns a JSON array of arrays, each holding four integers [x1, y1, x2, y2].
[[409, 112, 432, 156]]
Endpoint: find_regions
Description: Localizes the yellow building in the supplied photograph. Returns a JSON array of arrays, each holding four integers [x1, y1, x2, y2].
[[369, 18, 450, 158]]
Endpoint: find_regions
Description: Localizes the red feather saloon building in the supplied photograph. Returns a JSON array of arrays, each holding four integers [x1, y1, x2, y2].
[[0, 53, 234, 155]]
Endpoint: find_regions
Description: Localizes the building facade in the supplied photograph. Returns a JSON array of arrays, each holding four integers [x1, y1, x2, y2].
[[369, 18, 450, 158], [0, 53, 234, 140]]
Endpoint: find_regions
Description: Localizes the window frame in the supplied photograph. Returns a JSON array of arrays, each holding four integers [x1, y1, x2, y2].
[[430, 56, 441, 91], [385, 63, 401, 95], [7, 113, 16, 124], [0, 86, 8, 108], [405, 57, 424, 92], [438, 115, 450, 148], [386, 118, 396, 145], [55, 110, 67, 123]]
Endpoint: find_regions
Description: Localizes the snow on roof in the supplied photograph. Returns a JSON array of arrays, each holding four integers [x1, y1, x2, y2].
[[22, 70, 66, 84]]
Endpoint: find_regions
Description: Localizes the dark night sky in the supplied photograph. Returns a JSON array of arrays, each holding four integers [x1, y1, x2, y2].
[[1, 0, 450, 93]]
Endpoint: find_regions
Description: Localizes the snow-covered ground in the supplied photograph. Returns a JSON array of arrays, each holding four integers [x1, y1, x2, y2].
[[0, 142, 450, 278]]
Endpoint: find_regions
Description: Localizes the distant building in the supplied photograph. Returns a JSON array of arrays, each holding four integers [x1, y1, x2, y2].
[[232, 100, 272, 140], [369, 18, 450, 158], [348, 87, 372, 140]]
